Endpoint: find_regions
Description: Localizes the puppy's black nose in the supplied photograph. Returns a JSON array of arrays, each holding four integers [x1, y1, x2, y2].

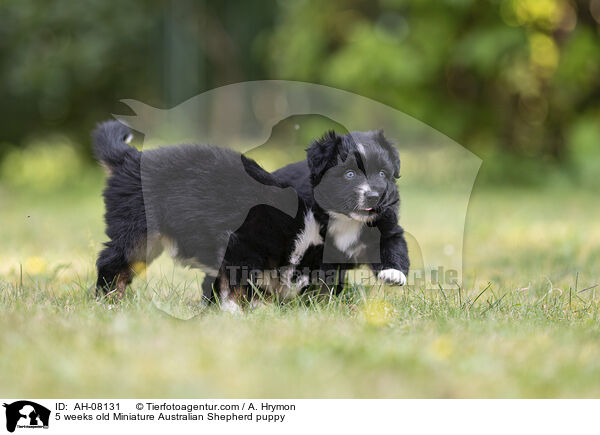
[[365, 191, 380, 207]]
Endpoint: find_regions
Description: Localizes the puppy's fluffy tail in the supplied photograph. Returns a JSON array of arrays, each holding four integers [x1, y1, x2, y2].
[[92, 120, 137, 170]]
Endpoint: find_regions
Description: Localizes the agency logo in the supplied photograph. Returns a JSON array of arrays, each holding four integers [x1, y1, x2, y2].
[[3, 401, 50, 433], [118, 81, 481, 294]]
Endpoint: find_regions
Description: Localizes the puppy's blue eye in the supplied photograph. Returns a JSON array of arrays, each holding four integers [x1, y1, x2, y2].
[[379, 170, 386, 177], [345, 170, 355, 179]]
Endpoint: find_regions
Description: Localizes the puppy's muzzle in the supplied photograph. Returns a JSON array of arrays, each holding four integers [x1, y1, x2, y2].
[[364, 191, 380, 208]]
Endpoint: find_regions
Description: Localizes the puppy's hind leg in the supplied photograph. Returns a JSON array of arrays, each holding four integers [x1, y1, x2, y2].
[[96, 233, 165, 297], [216, 273, 242, 314], [96, 242, 132, 296], [202, 275, 219, 305]]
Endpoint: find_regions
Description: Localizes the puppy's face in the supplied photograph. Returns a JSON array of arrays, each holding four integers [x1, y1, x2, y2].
[[307, 130, 400, 222]]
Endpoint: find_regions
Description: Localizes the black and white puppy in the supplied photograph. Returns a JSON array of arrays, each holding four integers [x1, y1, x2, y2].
[[271, 130, 410, 290]]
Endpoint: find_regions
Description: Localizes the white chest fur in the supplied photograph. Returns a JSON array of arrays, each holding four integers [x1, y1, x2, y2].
[[289, 211, 323, 266], [327, 212, 364, 254]]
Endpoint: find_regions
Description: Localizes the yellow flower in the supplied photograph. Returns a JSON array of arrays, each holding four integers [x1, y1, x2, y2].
[[132, 261, 147, 276], [363, 299, 394, 326], [430, 336, 454, 360], [24, 256, 47, 275]]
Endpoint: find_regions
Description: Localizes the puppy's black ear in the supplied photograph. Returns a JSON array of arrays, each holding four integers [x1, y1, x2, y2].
[[306, 130, 343, 184], [375, 129, 400, 178]]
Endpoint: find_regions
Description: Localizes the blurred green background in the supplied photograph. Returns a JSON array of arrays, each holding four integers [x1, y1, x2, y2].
[[2, 0, 600, 398], [1, 0, 600, 189]]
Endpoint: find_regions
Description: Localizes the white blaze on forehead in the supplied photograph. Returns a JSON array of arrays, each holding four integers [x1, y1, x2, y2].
[[357, 183, 370, 193], [356, 143, 366, 158], [356, 182, 370, 209]]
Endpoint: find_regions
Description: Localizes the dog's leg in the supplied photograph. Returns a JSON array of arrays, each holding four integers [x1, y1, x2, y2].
[[96, 243, 132, 296], [217, 276, 242, 314], [371, 222, 410, 286], [202, 275, 218, 304], [334, 267, 347, 295], [96, 234, 163, 296], [221, 298, 242, 313]]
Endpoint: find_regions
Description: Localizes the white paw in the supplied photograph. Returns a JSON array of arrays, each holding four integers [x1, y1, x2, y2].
[[377, 269, 407, 286], [220, 298, 242, 314], [293, 274, 309, 290], [281, 267, 309, 291]]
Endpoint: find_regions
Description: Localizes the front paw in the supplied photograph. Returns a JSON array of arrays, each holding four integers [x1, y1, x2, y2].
[[377, 269, 407, 286]]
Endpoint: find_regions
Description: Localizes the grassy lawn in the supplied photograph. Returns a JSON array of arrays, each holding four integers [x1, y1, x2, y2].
[[1, 177, 600, 398]]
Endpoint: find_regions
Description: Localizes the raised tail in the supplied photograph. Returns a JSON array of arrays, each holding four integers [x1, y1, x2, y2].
[[92, 120, 137, 170]]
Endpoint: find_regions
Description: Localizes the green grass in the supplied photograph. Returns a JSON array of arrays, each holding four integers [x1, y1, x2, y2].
[[1, 178, 600, 398]]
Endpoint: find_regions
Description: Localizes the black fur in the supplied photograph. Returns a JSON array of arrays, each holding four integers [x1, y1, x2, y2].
[[94, 120, 303, 304], [92, 121, 135, 169]]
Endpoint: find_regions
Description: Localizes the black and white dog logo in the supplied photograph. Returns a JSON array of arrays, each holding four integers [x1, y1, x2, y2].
[[3, 401, 50, 433]]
